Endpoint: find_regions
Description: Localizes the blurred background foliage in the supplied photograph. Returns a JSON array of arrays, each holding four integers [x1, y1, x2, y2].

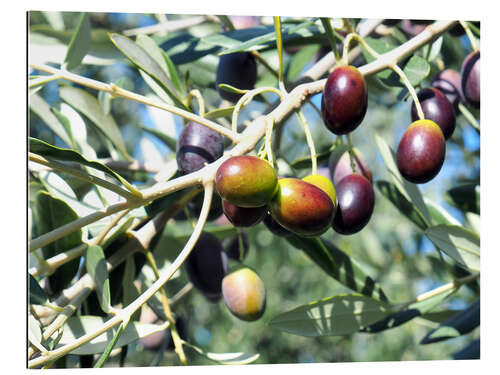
[[28, 11, 479, 367]]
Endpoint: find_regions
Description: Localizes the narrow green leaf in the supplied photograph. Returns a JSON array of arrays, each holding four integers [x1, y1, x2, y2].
[[122, 257, 140, 322], [420, 310, 462, 323], [204, 106, 235, 120], [425, 225, 480, 271], [403, 55, 430, 86], [29, 137, 141, 197], [465, 212, 480, 235], [28, 314, 46, 353], [32, 190, 82, 295], [425, 198, 461, 226], [94, 322, 125, 368], [269, 294, 388, 337], [29, 274, 49, 306], [161, 50, 185, 96], [446, 183, 480, 214], [86, 245, 111, 314], [291, 144, 334, 169], [64, 13, 91, 70], [375, 133, 431, 225], [360, 308, 420, 333], [425, 36, 443, 62], [286, 44, 321, 81], [50, 107, 77, 149], [421, 299, 479, 344], [452, 339, 480, 360], [133, 123, 176, 151], [109, 33, 187, 110], [30, 93, 73, 147], [216, 15, 235, 31], [361, 37, 396, 79], [376, 180, 428, 230], [58, 86, 131, 160], [286, 235, 389, 303], [218, 19, 321, 55], [55, 316, 169, 355], [407, 287, 457, 314], [184, 341, 260, 365]]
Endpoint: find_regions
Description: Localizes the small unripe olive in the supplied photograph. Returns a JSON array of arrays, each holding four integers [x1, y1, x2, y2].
[[222, 267, 266, 321]]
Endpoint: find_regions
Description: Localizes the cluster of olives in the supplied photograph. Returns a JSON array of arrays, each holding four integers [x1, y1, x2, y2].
[[320, 45, 479, 186], [397, 50, 480, 184]]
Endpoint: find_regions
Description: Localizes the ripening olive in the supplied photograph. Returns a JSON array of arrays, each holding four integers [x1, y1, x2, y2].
[[461, 51, 480, 107], [215, 155, 278, 207], [176, 121, 224, 175], [222, 267, 266, 321], [328, 146, 372, 186], [396, 119, 446, 184], [411, 87, 456, 139], [332, 174, 374, 235], [321, 65, 368, 135], [222, 200, 267, 227], [269, 178, 335, 236]]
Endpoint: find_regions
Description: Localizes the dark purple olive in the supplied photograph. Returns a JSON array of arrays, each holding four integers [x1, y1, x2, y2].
[[432, 69, 463, 113], [321, 65, 368, 135], [461, 51, 480, 108], [401, 20, 432, 36], [224, 231, 249, 261], [332, 174, 374, 235], [397, 120, 446, 184], [411, 87, 456, 139], [222, 200, 266, 227], [184, 233, 228, 301], [176, 122, 224, 175], [216, 52, 257, 102]]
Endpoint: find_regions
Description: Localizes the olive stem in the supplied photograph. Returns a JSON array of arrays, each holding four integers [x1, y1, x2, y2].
[[29, 74, 61, 89], [186, 89, 205, 117], [144, 250, 187, 365], [295, 109, 317, 175], [28, 153, 139, 203], [29, 63, 240, 143], [232, 87, 284, 135], [458, 102, 480, 132], [390, 63, 425, 121], [273, 16, 287, 94], [320, 18, 340, 62], [459, 21, 479, 52], [342, 32, 380, 66], [251, 51, 280, 79], [265, 118, 275, 167], [346, 135, 358, 174]]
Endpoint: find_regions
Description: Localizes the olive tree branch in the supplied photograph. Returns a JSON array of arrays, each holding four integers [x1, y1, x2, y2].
[[28, 20, 455, 255], [28, 183, 214, 368], [29, 63, 240, 143]]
